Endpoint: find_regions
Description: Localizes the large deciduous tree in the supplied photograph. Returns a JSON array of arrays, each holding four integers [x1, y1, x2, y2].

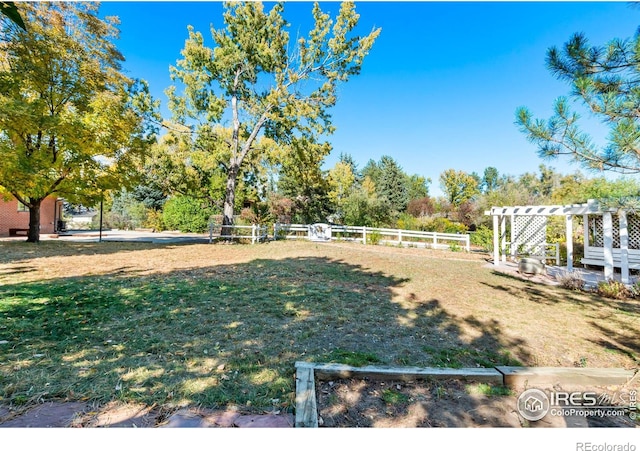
[[516, 30, 640, 174], [405, 173, 430, 201], [327, 160, 356, 222], [166, 1, 380, 235], [276, 138, 332, 223], [146, 128, 271, 214], [439, 169, 479, 207], [0, 2, 157, 242], [343, 176, 389, 227]]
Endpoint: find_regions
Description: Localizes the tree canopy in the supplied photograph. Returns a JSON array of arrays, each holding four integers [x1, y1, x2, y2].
[[165, 1, 380, 234], [439, 169, 479, 207], [516, 29, 640, 174], [0, 2, 157, 241]]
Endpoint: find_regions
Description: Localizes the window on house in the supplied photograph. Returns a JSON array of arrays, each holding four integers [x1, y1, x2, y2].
[[17, 200, 29, 212]]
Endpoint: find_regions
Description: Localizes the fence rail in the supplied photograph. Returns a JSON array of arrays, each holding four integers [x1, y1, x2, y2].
[[208, 223, 269, 244], [274, 223, 470, 251]]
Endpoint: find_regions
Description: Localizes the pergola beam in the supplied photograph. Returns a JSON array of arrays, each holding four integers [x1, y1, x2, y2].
[[485, 200, 602, 217]]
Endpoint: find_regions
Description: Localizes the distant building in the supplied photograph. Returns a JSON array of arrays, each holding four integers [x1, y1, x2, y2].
[[68, 210, 98, 226], [0, 195, 64, 236]]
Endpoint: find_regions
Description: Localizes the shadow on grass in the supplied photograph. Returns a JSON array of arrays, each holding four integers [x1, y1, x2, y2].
[[481, 271, 640, 371], [485, 270, 640, 314], [0, 265, 37, 276], [588, 322, 640, 365], [0, 253, 600, 428], [0, 240, 198, 264]]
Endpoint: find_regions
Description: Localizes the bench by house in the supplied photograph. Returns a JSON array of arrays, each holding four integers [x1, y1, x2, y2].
[[581, 247, 640, 270], [9, 228, 29, 237]]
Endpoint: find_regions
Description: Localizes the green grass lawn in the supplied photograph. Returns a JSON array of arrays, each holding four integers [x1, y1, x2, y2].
[[0, 240, 638, 413]]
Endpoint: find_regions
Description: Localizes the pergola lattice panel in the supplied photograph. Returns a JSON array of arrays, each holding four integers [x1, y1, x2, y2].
[[590, 214, 640, 249], [512, 216, 547, 255], [631, 216, 640, 248]]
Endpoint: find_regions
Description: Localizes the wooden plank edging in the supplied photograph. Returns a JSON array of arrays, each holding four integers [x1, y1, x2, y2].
[[496, 366, 638, 387], [293, 362, 639, 427], [294, 364, 318, 428], [309, 363, 503, 383]]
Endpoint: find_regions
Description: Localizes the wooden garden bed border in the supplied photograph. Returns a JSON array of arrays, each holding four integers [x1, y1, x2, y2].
[[294, 361, 638, 428]]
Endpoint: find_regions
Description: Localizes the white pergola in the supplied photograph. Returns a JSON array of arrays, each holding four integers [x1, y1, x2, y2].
[[485, 199, 638, 284]]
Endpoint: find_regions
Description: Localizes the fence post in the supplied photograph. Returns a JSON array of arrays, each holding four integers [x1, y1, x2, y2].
[[465, 235, 470, 252], [398, 229, 402, 246], [209, 221, 214, 244], [433, 233, 437, 249], [363, 226, 367, 245], [251, 224, 256, 244]]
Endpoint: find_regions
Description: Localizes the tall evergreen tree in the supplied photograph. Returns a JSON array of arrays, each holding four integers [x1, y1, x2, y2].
[[517, 29, 640, 174], [361, 159, 382, 187], [481, 167, 499, 193], [338, 152, 360, 181], [377, 155, 408, 212]]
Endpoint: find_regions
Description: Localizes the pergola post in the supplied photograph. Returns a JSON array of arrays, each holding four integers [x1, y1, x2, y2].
[[509, 215, 515, 260], [619, 211, 629, 284], [583, 214, 589, 249], [603, 212, 614, 280], [501, 215, 507, 262], [565, 214, 573, 271], [493, 214, 500, 266]]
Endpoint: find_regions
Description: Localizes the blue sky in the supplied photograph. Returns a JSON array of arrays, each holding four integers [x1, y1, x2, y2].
[[100, 1, 640, 197]]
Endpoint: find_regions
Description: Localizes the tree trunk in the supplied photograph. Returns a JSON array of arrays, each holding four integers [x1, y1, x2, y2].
[[222, 165, 239, 238], [27, 199, 42, 243]]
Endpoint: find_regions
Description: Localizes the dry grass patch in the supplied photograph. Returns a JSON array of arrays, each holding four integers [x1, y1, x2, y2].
[[0, 239, 637, 413]]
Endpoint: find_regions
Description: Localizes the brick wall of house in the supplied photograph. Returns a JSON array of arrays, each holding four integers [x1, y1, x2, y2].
[[0, 196, 58, 236]]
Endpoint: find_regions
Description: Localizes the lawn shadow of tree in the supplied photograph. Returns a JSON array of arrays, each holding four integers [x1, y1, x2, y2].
[[1, 254, 632, 428]]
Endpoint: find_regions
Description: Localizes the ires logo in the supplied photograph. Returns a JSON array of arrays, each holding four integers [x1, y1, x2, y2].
[[517, 388, 636, 422]]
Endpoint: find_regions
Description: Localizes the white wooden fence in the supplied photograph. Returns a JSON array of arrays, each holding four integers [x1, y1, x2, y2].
[[273, 223, 470, 251], [208, 223, 269, 244]]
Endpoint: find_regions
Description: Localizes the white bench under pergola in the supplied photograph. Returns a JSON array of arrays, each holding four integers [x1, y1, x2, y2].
[[486, 199, 639, 284]]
